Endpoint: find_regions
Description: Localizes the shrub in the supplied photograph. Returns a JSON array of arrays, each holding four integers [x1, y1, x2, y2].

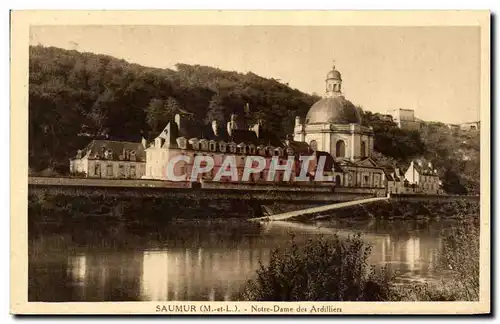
[[240, 234, 393, 301], [436, 214, 480, 300]]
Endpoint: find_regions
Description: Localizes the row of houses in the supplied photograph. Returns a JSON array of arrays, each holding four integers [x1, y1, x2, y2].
[[68, 123, 443, 195]]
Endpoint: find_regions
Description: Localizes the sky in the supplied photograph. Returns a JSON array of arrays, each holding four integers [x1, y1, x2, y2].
[[30, 25, 481, 124]]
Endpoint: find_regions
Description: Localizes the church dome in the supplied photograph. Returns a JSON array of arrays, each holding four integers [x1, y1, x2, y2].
[[306, 96, 362, 124], [326, 69, 342, 80]]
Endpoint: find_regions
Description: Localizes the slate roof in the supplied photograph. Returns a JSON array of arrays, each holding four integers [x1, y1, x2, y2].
[[315, 151, 343, 172], [76, 139, 146, 162], [287, 140, 313, 155], [412, 160, 439, 176]]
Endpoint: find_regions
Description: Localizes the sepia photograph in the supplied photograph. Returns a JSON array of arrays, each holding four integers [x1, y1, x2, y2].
[[10, 10, 490, 315]]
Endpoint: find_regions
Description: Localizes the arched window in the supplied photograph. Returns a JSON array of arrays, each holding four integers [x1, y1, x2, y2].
[[335, 175, 342, 186], [335, 140, 345, 158], [361, 141, 366, 158], [309, 140, 318, 152]]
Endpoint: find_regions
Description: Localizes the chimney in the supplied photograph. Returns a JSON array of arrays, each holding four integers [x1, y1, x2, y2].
[[295, 116, 301, 127], [428, 162, 432, 169], [141, 137, 147, 148], [227, 113, 238, 136], [212, 120, 219, 136], [174, 113, 181, 130], [252, 123, 260, 138], [395, 167, 400, 177]]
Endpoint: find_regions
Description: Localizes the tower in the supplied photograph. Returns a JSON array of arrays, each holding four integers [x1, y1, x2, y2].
[[325, 61, 342, 98]]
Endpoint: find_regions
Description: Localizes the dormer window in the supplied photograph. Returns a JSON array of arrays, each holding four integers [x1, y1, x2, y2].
[[130, 150, 136, 161], [248, 144, 256, 155], [209, 140, 217, 152], [257, 145, 266, 156], [104, 149, 113, 160], [189, 138, 200, 150], [176, 137, 187, 149], [228, 142, 237, 153], [237, 143, 247, 154], [274, 148, 283, 156], [286, 147, 294, 156], [266, 146, 274, 156], [199, 139, 209, 151], [219, 141, 227, 153]]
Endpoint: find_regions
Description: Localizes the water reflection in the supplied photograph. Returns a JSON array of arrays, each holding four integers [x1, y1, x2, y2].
[[29, 219, 451, 301]]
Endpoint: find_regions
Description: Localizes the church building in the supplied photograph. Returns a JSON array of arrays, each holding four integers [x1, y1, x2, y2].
[[294, 63, 385, 189]]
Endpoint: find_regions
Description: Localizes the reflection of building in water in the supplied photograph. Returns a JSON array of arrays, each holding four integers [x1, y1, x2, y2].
[[368, 234, 440, 279], [68, 254, 87, 283], [67, 252, 143, 301], [140, 247, 271, 301], [405, 237, 420, 272]]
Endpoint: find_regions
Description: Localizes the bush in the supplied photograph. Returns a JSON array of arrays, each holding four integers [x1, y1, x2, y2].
[[436, 214, 480, 300], [240, 234, 393, 301]]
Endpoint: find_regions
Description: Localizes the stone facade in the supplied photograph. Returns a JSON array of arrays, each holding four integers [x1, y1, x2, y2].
[[404, 160, 443, 194], [69, 140, 146, 179], [387, 108, 421, 130], [294, 63, 386, 191]]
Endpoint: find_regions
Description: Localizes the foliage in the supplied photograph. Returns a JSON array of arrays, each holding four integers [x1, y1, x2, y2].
[[392, 212, 480, 302], [240, 234, 393, 301], [437, 214, 480, 300], [362, 111, 480, 194], [29, 45, 317, 173], [29, 45, 479, 194]]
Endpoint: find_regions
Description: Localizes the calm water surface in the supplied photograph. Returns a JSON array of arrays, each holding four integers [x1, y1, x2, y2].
[[29, 217, 456, 301]]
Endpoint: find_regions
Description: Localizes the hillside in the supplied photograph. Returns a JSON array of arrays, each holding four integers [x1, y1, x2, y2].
[[28, 45, 480, 194]]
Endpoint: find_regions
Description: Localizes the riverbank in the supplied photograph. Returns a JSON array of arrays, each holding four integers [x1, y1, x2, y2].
[[290, 198, 479, 223], [29, 189, 479, 230]]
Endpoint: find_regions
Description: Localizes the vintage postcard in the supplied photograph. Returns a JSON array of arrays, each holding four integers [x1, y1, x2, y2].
[[10, 10, 490, 315]]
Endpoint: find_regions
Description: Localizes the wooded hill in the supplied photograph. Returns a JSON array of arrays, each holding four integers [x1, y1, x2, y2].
[[28, 45, 479, 194]]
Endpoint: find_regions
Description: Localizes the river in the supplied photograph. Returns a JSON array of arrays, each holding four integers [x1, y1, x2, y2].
[[28, 217, 457, 302]]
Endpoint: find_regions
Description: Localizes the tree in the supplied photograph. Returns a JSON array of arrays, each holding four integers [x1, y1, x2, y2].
[[144, 97, 181, 136], [205, 94, 226, 123]]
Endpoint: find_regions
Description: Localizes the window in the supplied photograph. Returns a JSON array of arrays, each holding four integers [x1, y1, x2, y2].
[[336, 140, 346, 158], [176, 137, 187, 149], [105, 149, 113, 160], [106, 164, 113, 177], [361, 141, 366, 158], [130, 165, 136, 178], [309, 140, 318, 152], [94, 163, 101, 177], [119, 164, 125, 178], [219, 142, 227, 153], [200, 140, 208, 151], [335, 175, 342, 186]]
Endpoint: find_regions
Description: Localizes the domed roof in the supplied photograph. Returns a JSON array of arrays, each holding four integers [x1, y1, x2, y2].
[[326, 69, 342, 80], [306, 96, 362, 125]]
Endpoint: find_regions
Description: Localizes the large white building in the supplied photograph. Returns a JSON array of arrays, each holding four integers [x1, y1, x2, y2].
[[294, 63, 385, 189], [387, 108, 421, 130]]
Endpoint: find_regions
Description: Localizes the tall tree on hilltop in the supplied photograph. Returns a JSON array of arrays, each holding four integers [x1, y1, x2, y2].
[[205, 94, 226, 124], [145, 96, 182, 136]]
